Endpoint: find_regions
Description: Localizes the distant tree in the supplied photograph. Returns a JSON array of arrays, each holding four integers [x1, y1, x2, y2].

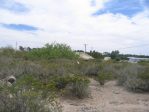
[[75, 50, 84, 52], [110, 50, 120, 59], [103, 52, 111, 57], [19, 46, 24, 51], [27, 47, 32, 51], [88, 50, 103, 59]]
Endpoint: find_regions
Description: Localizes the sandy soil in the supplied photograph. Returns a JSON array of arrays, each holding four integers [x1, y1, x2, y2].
[[60, 79, 149, 112]]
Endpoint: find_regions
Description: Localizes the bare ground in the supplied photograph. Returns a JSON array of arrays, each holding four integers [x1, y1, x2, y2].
[[60, 79, 149, 112]]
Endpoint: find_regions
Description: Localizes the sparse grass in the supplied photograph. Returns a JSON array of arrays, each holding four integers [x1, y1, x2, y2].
[[70, 75, 90, 98], [116, 64, 149, 92], [0, 75, 62, 112], [1, 44, 149, 112], [116, 64, 143, 86], [84, 64, 99, 76], [50, 75, 90, 99]]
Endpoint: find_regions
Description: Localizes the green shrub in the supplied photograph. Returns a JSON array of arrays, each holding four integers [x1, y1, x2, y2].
[[0, 75, 62, 112], [51, 75, 90, 99], [0, 47, 15, 57], [97, 73, 113, 85], [0, 90, 62, 112], [27, 43, 78, 60], [139, 68, 149, 80], [52, 75, 70, 90]]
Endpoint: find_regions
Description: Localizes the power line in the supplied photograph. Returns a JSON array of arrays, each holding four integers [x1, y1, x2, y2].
[[118, 43, 149, 50]]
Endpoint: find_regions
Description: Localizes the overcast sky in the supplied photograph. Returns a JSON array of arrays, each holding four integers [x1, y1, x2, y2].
[[0, 0, 149, 55]]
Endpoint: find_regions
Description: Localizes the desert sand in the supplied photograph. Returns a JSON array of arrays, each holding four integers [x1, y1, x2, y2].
[[60, 79, 149, 112]]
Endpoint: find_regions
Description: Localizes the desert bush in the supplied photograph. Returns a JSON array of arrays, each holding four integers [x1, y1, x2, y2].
[[97, 73, 113, 85], [0, 47, 15, 57], [124, 77, 149, 92], [70, 75, 90, 98], [116, 64, 144, 86], [116, 64, 149, 92], [0, 91, 62, 112], [52, 75, 70, 90], [0, 56, 14, 65], [0, 75, 62, 112], [51, 75, 90, 99], [0, 59, 46, 80], [124, 67, 149, 92], [101, 62, 128, 79], [83, 64, 99, 76], [18, 62, 45, 78]]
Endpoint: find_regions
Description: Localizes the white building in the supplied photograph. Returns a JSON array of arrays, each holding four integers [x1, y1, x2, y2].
[[104, 57, 111, 61], [128, 57, 149, 63]]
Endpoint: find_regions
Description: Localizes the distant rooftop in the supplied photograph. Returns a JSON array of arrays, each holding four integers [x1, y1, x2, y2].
[[127, 57, 149, 60]]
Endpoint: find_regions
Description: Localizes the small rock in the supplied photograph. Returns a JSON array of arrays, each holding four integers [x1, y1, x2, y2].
[[78, 106, 100, 112], [113, 90, 120, 94], [70, 103, 80, 106], [7, 75, 16, 84]]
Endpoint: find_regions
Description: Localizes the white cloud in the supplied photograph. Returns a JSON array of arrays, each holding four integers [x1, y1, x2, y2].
[[0, 0, 149, 54]]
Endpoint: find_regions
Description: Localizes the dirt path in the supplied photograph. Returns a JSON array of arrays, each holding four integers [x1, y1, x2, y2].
[[60, 79, 149, 112]]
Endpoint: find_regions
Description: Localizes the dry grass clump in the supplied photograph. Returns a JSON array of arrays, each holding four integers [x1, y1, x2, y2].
[[51, 75, 90, 99], [97, 73, 113, 85], [0, 91, 62, 112], [116, 64, 149, 92], [70, 75, 90, 98], [0, 75, 62, 112], [85, 65, 99, 76], [116, 64, 143, 86]]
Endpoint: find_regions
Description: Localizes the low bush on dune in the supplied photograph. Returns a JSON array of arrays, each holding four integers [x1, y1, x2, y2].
[[124, 68, 149, 92], [0, 75, 62, 112], [96, 63, 122, 85], [124, 76, 149, 92], [97, 72, 113, 85], [0, 90, 62, 112], [0, 72, 90, 97], [116, 64, 143, 86], [70, 75, 90, 98], [83, 64, 100, 76], [51, 75, 90, 99], [52, 75, 71, 90], [117, 64, 149, 92], [0, 47, 15, 57]]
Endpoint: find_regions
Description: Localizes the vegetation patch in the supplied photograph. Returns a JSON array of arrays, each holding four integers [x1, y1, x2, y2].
[[27, 43, 78, 60]]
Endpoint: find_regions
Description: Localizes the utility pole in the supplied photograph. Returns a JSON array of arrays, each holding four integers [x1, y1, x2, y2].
[[84, 44, 87, 53], [15, 41, 18, 51]]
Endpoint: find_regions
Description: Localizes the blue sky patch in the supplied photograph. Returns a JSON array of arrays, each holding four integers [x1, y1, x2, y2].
[[92, 0, 144, 17], [143, 0, 149, 8], [0, 23, 39, 31], [0, 0, 29, 13]]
